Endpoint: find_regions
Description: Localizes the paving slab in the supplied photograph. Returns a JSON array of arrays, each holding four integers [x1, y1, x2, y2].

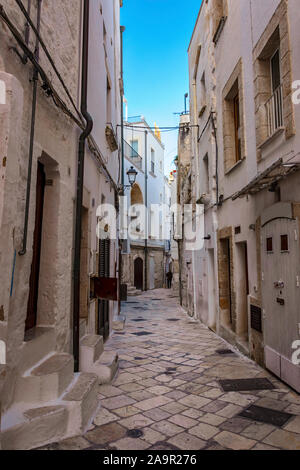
[[46, 288, 299, 451]]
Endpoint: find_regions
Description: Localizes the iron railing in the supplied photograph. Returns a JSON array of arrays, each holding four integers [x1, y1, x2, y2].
[[123, 139, 142, 169], [265, 84, 283, 138]]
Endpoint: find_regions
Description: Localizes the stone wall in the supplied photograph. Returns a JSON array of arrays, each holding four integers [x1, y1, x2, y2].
[[253, 0, 295, 160], [122, 245, 166, 290], [0, 0, 81, 409]]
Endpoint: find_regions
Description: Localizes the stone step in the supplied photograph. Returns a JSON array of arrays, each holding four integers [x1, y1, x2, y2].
[[112, 315, 126, 331], [128, 289, 142, 296], [84, 350, 119, 384], [63, 372, 99, 435], [127, 286, 137, 292], [80, 335, 104, 371], [14, 353, 74, 404], [79, 318, 87, 340], [1, 405, 67, 450], [19, 327, 56, 375]]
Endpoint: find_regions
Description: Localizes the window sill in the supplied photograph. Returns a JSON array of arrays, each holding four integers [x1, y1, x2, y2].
[[258, 127, 285, 150], [225, 157, 245, 176]]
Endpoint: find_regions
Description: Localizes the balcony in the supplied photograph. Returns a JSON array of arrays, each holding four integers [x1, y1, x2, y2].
[[123, 139, 142, 170], [265, 84, 283, 139]]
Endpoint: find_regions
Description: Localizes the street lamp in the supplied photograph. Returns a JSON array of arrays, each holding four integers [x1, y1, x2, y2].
[[126, 166, 138, 187]]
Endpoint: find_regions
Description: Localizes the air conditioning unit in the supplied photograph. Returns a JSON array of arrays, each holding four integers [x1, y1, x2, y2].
[[121, 239, 131, 255]]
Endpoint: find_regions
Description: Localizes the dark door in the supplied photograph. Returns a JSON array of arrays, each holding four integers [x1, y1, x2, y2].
[[97, 239, 110, 341], [225, 238, 233, 325], [134, 257, 143, 291], [25, 162, 45, 332]]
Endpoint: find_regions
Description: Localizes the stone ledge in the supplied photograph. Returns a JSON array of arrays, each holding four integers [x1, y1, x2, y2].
[[258, 126, 285, 150]]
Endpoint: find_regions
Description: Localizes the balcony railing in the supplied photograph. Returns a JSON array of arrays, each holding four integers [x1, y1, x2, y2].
[[265, 84, 283, 138], [123, 139, 142, 169]]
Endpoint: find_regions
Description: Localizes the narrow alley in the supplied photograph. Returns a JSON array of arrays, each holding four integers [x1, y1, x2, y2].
[[41, 290, 300, 451]]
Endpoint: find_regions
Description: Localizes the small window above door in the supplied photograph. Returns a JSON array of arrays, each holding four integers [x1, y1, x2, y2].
[[266, 237, 273, 253], [280, 234, 289, 252]]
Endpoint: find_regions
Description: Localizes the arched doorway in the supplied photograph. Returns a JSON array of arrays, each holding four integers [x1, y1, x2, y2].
[[134, 257, 143, 291]]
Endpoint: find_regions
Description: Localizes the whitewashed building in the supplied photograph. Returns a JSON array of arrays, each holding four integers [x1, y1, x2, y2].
[[0, 0, 123, 449], [122, 118, 171, 292], [183, 0, 300, 392]]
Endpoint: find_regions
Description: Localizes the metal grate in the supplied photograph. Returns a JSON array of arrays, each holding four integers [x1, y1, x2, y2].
[[216, 349, 236, 356], [219, 378, 275, 392], [239, 405, 293, 427], [132, 331, 153, 336], [250, 304, 262, 333], [127, 429, 144, 439]]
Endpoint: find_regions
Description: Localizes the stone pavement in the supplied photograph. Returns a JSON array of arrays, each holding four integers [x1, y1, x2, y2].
[[40, 289, 300, 450]]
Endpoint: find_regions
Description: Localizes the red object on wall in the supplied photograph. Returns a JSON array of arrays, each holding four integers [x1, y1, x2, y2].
[[92, 277, 118, 301]]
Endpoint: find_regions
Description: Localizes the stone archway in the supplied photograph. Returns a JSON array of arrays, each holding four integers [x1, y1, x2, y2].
[[130, 183, 143, 206]]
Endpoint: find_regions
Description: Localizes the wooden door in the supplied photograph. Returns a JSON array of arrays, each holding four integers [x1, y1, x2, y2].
[[134, 257, 143, 291], [262, 216, 300, 392], [25, 162, 45, 331], [97, 239, 110, 341]]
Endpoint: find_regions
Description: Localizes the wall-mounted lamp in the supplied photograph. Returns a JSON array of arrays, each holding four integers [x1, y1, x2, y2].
[[119, 166, 138, 193], [126, 166, 138, 187]]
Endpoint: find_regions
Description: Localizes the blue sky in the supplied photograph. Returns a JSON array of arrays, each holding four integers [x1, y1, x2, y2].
[[121, 0, 202, 175]]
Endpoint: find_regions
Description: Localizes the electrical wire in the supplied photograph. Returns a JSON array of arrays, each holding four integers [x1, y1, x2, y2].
[[0, 3, 119, 193], [14, 0, 83, 125]]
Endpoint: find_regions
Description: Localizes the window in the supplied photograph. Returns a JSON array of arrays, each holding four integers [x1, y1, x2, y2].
[[199, 72, 207, 117], [233, 93, 242, 163], [131, 139, 138, 156], [103, 21, 107, 59], [212, 0, 227, 44], [203, 153, 209, 194], [151, 149, 155, 174], [280, 234, 289, 252], [222, 61, 245, 173], [271, 49, 281, 93], [253, 3, 295, 157], [266, 48, 283, 135], [266, 237, 273, 253], [106, 77, 111, 124]]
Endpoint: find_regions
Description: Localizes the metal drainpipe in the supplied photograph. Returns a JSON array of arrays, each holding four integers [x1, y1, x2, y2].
[[211, 113, 219, 206], [118, 25, 125, 312], [19, 0, 42, 256], [120, 26, 125, 191], [73, 0, 93, 373], [144, 130, 148, 291]]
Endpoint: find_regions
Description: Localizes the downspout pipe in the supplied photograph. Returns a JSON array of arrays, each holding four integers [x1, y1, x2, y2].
[[19, 0, 42, 256], [119, 25, 125, 313], [144, 130, 148, 291], [120, 26, 125, 191], [73, 0, 93, 373], [211, 112, 219, 206]]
